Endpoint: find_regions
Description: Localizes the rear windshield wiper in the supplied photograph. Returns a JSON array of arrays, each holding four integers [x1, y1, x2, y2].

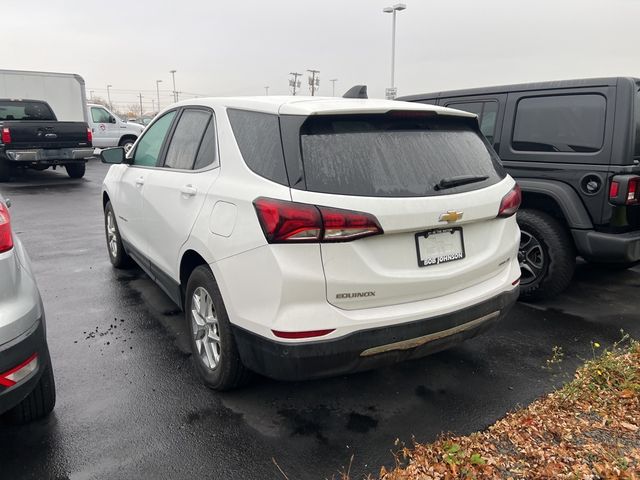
[[435, 175, 489, 190]]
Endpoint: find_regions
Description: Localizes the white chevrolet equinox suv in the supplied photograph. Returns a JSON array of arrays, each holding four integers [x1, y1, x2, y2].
[[101, 94, 521, 390]]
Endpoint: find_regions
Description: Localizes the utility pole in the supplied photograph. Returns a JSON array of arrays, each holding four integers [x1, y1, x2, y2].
[[383, 3, 406, 99], [138, 93, 144, 117], [289, 72, 302, 96], [170, 70, 177, 102], [264, 86, 269, 96], [329, 79, 338, 97], [89, 90, 94, 100], [307, 69, 320, 96], [106, 84, 113, 110], [152, 99, 155, 112], [156, 79, 162, 111]]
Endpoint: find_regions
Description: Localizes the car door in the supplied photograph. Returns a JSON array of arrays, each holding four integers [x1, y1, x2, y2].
[[115, 110, 177, 268], [90, 106, 118, 147], [142, 108, 219, 287]]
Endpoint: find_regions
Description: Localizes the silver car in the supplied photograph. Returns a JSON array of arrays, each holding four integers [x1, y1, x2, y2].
[[0, 194, 55, 423]]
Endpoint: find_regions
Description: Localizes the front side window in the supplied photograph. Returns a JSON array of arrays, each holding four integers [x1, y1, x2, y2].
[[164, 110, 212, 170], [91, 107, 111, 123], [446, 101, 498, 143], [512, 94, 606, 153], [132, 111, 176, 167], [300, 113, 504, 197]]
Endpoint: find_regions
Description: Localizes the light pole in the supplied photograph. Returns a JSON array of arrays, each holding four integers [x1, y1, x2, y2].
[[330, 79, 338, 97], [170, 70, 177, 102], [264, 86, 269, 96], [106, 84, 113, 110], [156, 80, 162, 111], [89, 90, 94, 100], [383, 3, 406, 99]]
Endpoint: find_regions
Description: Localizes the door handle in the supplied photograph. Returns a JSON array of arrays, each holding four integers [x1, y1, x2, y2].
[[180, 185, 198, 197], [135, 177, 145, 187]]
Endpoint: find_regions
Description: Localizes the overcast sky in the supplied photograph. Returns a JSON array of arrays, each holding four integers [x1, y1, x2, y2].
[[4, 0, 640, 111]]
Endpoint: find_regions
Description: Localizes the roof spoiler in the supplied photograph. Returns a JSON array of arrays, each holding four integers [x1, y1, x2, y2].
[[342, 85, 368, 99]]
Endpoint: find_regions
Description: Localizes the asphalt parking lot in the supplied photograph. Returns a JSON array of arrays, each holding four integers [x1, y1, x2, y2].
[[0, 161, 639, 480]]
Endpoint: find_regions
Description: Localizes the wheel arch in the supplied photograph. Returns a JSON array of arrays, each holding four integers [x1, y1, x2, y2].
[[118, 134, 138, 146], [179, 249, 210, 307], [518, 179, 593, 230], [102, 191, 110, 210]]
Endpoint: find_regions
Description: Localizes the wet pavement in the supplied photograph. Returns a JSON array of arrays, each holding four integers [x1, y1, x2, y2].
[[0, 161, 638, 480]]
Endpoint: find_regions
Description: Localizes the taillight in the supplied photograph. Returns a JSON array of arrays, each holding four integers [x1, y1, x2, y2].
[[0, 202, 13, 253], [87, 127, 93, 145], [497, 184, 522, 218], [253, 197, 383, 244], [0, 353, 38, 387], [1, 127, 11, 144], [609, 175, 640, 205]]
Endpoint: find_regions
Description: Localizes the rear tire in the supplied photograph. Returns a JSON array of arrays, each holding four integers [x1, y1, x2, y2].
[[0, 160, 12, 182], [517, 209, 575, 301], [65, 163, 86, 179], [185, 265, 251, 391], [4, 353, 56, 424], [104, 201, 133, 268]]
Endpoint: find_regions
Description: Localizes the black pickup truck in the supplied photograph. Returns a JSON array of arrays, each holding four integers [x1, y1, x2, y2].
[[0, 99, 94, 181]]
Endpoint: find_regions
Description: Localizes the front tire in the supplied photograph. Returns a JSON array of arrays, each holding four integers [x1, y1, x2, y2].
[[118, 137, 137, 154], [3, 352, 56, 424], [104, 201, 132, 268], [65, 163, 86, 179], [517, 209, 575, 301], [185, 266, 250, 391]]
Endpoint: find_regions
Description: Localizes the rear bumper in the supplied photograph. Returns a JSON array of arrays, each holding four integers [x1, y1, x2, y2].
[[0, 318, 49, 416], [232, 287, 519, 381], [573, 229, 640, 263], [3, 147, 93, 163]]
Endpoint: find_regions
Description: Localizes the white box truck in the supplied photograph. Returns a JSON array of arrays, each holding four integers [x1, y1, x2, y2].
[[0, 69, 94, 181]]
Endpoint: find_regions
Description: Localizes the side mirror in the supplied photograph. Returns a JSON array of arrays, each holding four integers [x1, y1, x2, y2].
[[100, 147, 126, 164], [109, 116, 117, 124]]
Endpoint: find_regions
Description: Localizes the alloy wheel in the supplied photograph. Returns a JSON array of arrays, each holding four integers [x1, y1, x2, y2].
[[106, 211, 118, 258], [518, 230, 545, 286], [191, 286, 221, 370]]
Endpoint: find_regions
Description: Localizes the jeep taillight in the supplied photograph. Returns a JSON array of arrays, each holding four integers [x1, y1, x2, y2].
[[0, 202, 13, 253], [87, 127, 93, 145], [1, 127, 11, 144], [253, 197, 383, 244], [497, 184, 522, 218], [609, 175, 640, 205]]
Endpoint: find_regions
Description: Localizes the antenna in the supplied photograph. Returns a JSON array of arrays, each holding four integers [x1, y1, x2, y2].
[[342, 85, 368, 99]]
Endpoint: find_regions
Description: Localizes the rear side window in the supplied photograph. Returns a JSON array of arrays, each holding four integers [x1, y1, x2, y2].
[[299, 113, 504, 197], [228, 109, 288, 185], [635, 89, 640, 157], [164, 109, 212, 170], [0, 100, 55, 121], [512, 94, 606, 153]]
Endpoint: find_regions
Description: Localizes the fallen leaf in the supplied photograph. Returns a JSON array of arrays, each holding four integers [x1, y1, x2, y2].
[[620, 421, 639, 432]]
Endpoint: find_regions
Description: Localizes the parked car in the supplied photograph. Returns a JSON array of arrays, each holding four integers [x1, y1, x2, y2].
[[87, 103, 144, 153], [0, 194, 56, 423], [0, 69, 95, 181], [400, 77, 640, 300], [100, 95, 521, 390]]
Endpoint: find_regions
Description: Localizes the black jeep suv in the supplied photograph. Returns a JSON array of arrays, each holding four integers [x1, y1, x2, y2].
[[400, 77, 640, 300]]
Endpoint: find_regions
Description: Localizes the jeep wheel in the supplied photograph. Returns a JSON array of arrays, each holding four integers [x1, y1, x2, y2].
[[65, 163, 86, 179], [0, 160, 12, 182], [185, 266, 251, 390], [517, 209, 575, 301]]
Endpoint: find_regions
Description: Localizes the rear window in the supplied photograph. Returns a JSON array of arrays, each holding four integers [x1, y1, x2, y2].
[[635, 89, 640, 157], [0, 100, 55, 121], [228, 109, 288, 185], [512, 94, 606, 153], [299, 113, 504, 197]]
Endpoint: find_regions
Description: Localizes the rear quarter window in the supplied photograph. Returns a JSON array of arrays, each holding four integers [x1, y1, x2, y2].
[[299, 113, 505, 197], [227, 109, 288, 185]]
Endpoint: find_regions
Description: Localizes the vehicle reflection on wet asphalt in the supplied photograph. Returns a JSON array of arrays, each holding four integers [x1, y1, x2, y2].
[[0, 162, 638, 479]]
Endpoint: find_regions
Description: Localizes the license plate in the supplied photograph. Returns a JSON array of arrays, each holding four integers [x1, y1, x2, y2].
[[415, 227, 465, 267]]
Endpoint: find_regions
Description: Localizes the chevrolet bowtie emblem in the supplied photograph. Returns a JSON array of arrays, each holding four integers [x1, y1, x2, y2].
[[439, 210, 464, 223]]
